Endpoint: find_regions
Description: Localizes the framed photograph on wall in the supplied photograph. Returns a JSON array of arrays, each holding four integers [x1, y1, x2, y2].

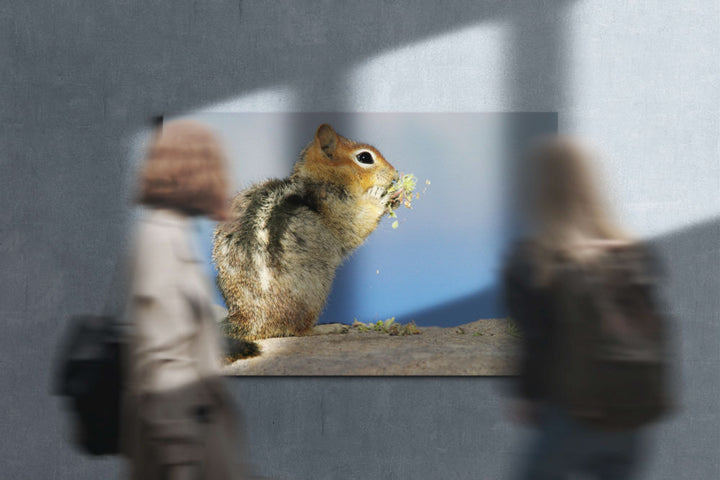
[[171, 112, 557, 375]]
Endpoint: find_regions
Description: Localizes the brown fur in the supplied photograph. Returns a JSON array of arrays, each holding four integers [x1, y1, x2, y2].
[[213, 124, 399, 341]]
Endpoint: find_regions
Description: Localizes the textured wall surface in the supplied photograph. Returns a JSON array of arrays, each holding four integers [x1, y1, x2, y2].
[[1, 1, 718, 479]]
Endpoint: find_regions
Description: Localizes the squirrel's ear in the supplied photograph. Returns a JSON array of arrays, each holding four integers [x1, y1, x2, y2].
[[316, 124, 338, 158]]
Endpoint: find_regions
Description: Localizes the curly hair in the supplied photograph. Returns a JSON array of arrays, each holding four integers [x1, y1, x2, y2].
[[138, 120, 231, 220]]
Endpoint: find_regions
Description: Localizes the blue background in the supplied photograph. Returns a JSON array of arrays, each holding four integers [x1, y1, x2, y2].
[[189, 112, 557, 326]]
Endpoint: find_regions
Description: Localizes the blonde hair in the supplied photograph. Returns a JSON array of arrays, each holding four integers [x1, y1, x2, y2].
[[137, 120, 231, 221], [524, 136, 633, 284]]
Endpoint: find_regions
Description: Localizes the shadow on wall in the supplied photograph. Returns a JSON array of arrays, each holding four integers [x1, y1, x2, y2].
[[1, 2, 576, 480], [642, 216, 720, 480], [9, 2, 511, 129], [649, 216, 720, 393], [7, 0, 573, 130]]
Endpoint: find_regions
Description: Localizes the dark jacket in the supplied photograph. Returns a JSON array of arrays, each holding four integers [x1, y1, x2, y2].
[[502, 240, 663, 403]]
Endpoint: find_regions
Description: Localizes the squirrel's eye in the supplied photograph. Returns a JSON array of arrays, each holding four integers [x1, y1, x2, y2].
[[356, 151, 374, 165]]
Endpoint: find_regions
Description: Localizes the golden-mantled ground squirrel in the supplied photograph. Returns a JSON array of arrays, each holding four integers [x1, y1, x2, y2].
[[214, 124, 400, 341]]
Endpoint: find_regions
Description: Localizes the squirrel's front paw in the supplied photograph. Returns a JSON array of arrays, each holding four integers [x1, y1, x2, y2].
[[365, 186, 392, 206], [365, 186, 385, 200]]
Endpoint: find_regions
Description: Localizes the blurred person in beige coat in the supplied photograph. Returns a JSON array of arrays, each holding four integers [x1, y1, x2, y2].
[[122, 119, 249, 480]]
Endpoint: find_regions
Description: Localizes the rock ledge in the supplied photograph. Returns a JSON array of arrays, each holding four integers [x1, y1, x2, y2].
[[223, 319, 521, 376]]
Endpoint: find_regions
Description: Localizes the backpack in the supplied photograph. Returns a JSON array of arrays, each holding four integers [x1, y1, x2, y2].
[[551, 244, 671, 430], [54, 253, 131, 456], [54, 314, 125, 455]]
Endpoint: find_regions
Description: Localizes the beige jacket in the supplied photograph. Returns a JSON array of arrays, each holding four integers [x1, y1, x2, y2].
[[122, 208, 246, 480]]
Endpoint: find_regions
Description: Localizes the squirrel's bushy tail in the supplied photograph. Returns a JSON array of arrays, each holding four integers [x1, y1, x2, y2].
[[224, 336, 260, 363], [220, 317, 261, 362]]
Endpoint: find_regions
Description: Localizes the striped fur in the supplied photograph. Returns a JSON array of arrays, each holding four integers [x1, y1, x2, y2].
[[213, 124, 398, 340]]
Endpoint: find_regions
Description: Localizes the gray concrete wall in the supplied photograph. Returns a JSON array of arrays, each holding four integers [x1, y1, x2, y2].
[[1, 1, 717, 479]]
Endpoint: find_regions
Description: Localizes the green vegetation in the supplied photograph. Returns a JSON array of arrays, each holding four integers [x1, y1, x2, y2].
[[506, 318, 523, 338], [352, 317, 421, 336], [387, 173, 423, 228]]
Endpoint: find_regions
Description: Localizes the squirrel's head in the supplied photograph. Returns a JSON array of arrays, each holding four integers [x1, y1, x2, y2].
[[294, 124, 399, 196]]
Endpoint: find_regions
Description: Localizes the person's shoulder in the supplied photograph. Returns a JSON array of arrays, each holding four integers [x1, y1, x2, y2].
[[602, 240, 664, 279], [130, 210, 189, 296], [135, 219, 173, 258], [136, 208, 188, 247]]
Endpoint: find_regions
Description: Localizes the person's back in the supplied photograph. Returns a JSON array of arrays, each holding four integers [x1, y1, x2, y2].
[[551, 241, 670, 430], [504, 137, 671, 480], [122, 120, 249, 480]]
